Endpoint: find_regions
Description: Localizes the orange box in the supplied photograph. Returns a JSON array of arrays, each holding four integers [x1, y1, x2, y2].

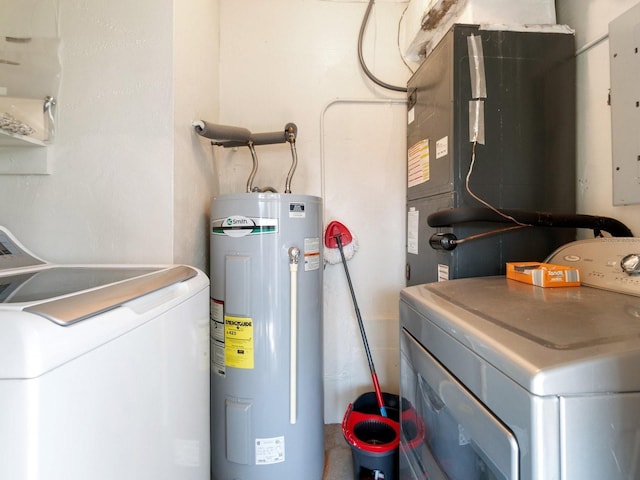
[[506, 262, 581, 288]]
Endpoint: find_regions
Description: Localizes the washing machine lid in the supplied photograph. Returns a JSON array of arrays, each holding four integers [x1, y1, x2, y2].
[[0, 265, 198, 325], [0, 266, 159, 303], [0, 264, 207, 379], [0, 226, 209, 379], [0, 225, 198, 325]]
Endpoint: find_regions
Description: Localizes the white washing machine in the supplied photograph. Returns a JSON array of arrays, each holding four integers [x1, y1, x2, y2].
[[0, 226, 210, 479]]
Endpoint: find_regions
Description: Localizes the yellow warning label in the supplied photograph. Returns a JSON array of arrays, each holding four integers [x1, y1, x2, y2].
[[224, 315, 254, 369]]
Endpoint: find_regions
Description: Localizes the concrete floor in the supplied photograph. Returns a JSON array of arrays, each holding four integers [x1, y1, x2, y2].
[[209, 424, 357, 479], [323, 424, 354, 479]]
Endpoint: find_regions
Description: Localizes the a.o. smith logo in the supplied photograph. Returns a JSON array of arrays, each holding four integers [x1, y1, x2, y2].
[[225, 217, 252, 227], [212, 215, 278, 237]]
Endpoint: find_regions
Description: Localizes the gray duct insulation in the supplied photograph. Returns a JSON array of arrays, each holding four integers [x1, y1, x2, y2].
[[193, 120, 297, 148], [193, 120, 251, 143], [428, 207, 634, 237]]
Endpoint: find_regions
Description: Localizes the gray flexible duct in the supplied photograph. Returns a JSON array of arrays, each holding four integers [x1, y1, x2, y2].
[[428, 207, 634, 237]]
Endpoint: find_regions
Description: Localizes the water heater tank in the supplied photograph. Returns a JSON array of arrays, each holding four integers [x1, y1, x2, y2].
[[209, 193, 324, 480]]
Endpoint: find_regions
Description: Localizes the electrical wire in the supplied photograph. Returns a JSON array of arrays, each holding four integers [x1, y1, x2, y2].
[[397, 3, 416, 75], [358, 0, 408, 93], [465, 141, 532, 227], [453, 225, 529, 245]]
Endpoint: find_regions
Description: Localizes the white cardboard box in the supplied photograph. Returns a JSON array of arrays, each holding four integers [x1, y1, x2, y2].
[[403, 0, 557, 61]]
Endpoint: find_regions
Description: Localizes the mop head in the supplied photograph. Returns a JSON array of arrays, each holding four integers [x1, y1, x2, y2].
[[324, 221, 358, 265]]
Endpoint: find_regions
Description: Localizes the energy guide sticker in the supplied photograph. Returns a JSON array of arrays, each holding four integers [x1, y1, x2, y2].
[[224, 315, 254, 369]]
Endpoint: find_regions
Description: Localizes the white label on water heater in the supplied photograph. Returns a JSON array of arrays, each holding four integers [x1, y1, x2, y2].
[[255, 436, 285, 465], [304, 237, 320, 271], [211, 299, 226, 376], [289, 202, 306, 218]]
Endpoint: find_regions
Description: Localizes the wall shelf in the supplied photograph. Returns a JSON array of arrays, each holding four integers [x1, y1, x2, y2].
[[0, 129, 47, 148], [0, 96, 55, 174], [0, 144, 51, 174]]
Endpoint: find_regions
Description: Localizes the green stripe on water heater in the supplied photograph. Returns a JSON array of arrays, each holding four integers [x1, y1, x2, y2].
[[211, 216, 278, 237]]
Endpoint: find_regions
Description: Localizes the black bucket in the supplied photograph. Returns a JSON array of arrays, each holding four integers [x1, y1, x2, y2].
[[342, 392, 400, 480]]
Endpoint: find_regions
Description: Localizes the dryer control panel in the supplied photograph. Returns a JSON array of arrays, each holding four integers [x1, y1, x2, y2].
[[547, 237, 640, 296]]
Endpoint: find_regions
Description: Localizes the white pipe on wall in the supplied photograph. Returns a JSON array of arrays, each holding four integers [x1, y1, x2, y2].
[[319, 97, 407, 225]]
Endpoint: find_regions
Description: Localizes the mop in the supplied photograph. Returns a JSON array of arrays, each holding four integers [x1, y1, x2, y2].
[[324, 221, 358, 265], [324, 221, 388, 418]]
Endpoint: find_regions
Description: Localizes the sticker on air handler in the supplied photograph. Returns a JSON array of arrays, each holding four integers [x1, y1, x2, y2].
[[224, 315, 254, 369]]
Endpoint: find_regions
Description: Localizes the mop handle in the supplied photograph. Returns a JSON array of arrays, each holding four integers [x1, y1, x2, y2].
[[335, 235, 388, 418], [371, 373, 387, 418]]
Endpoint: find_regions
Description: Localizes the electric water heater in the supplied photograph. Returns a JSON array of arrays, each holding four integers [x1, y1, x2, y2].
[[210, 193, 324, 480]]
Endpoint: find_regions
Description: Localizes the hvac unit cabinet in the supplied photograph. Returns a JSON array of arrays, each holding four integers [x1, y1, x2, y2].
[[406, 24, 576, 285]]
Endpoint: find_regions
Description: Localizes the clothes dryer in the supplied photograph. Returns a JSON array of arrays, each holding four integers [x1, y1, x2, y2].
[[400, 237, 640, 479]]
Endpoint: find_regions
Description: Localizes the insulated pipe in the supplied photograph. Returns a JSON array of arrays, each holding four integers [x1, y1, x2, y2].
[[194, 121, 297, 147], [192, 120, 251, 143], [428, 207, 634, 237], [195, 120, 298, 193], [250, 131, 286, 145], [288, 246, 301, 425], [249, 123, 296, 146]]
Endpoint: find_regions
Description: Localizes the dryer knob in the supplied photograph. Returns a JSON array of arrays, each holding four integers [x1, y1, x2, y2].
[[621, 254, 640, 275]]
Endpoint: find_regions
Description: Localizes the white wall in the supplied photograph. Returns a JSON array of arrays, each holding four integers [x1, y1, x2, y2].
[[557, 0, 640, 236], [173, 0, 221, 269], [0, 0, 220, 272], [217, 0, 411, 423]]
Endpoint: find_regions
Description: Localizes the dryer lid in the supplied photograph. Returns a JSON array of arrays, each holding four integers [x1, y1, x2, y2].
[[402, 278, 640, 395]]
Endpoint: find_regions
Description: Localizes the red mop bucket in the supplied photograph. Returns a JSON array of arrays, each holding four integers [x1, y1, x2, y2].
[[342, 392, 400, 480], [343, 392, 427, 480]]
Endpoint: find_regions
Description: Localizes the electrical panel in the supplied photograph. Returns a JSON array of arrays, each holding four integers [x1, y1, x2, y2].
[[609, 3, 640, 205]]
